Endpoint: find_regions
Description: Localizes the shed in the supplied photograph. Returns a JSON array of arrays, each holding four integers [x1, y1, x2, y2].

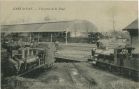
[[1, 20, 98, 42], [123, 19, 139, 53], [1, 20, 97, 33]]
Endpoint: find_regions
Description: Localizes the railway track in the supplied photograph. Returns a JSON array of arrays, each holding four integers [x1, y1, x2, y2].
[[17, 62, 96, 89], [65, 63, 77, 85], [58, 62, 97, 89], [3, 62, 139, 89], [72, 63, 97, 89]]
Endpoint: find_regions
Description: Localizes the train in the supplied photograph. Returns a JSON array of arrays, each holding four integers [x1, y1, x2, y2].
[[1, 41, 56, 77], [89, 44, 139, 81]]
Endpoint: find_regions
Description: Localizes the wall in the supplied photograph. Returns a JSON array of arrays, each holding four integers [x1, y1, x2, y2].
[[132, 36, 139, 53]]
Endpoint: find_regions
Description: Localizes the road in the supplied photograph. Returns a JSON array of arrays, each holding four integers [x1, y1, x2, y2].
[[3, 62, 139, 89]]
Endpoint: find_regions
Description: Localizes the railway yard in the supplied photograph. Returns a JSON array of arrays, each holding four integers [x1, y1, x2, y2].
[[2, 43, 139, 89], [1, 19, 139, 89], [1, 1, 139, 89]]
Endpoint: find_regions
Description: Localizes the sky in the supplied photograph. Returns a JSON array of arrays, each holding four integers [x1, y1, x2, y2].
[[0, 1, 138, 32]]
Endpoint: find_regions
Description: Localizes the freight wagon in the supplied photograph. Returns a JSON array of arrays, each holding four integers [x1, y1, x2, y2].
[[89, 45, 139, 81]]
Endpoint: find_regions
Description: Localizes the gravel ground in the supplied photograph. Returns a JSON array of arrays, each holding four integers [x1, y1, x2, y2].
[[2, 63, 139, 89]]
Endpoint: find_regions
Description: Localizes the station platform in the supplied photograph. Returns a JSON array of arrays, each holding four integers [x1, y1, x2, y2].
[[55, 43, 96, 62]]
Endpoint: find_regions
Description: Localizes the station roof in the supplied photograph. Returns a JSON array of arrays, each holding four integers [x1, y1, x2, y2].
[[1, 20, 97, 33], [123, 19, 138, 31]]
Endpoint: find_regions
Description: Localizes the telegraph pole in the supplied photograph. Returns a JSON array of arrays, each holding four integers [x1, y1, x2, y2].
[[65, 28, 68, 45], [112, 11, 116, 33], [37, 33, 40, 42], [30, 33, 32, 42], [51, 33, 53, 42]]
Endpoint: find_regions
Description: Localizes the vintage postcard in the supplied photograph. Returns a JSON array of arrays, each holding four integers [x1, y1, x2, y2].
[[1, 0, 139, 89]]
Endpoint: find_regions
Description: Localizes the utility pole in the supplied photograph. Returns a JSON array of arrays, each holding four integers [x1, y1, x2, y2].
[[112, 11, 116, 33], [37, 33, 40, 42], [65, 28, 68, 45], [30, 33, 32, 42], [51, 33, 53, 42]]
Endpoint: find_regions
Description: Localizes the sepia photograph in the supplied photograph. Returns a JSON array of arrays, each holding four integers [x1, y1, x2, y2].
[[0, 0, 139, 89]]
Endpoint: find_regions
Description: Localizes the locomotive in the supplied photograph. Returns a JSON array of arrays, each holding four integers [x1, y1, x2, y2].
[[90, 45, 139, 81], [1, 41, 56, 77]]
